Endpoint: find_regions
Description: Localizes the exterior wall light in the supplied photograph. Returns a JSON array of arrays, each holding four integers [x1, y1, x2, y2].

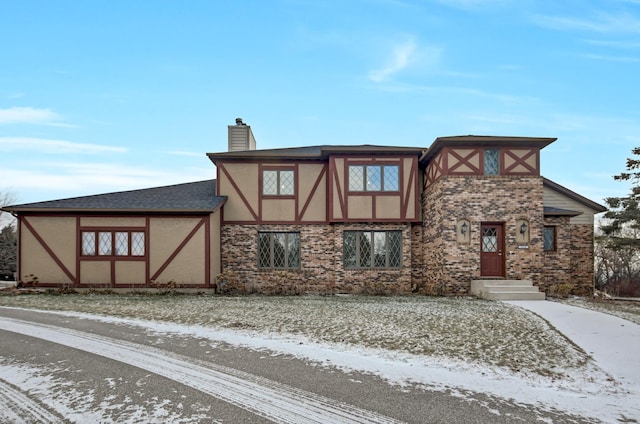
[[516, 219, 530, 244], [520, 222, 528, 235], [457, 219, 471, 244]]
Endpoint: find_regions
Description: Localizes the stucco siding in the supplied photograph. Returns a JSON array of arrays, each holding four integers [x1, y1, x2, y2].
[[20, 216, 76, 285], [115, 261, 146, 285]]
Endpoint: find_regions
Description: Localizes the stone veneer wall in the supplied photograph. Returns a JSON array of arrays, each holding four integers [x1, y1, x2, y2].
[[542, 216, 571, 292], [422, 175, 545, 295], [542, 217, 595, 296], [220, 223, 414, 294], [569, 223, 596, 295]]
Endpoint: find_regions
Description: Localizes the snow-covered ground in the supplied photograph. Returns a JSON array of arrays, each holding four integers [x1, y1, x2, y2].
[[1, 295, 638, 422]]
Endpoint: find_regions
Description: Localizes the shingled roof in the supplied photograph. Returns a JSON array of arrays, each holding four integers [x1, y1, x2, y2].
[[207, 144, 425, 163], [2, 179, 225, 214]]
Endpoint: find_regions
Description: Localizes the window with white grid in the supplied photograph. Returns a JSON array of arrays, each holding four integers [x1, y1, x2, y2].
[[262, 169, 294, 196], [348, 165, 399, 192], [81, 230, 145, 257]]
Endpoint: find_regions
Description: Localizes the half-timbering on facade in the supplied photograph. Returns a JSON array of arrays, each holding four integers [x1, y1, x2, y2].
[[3, 119, 606, 298]]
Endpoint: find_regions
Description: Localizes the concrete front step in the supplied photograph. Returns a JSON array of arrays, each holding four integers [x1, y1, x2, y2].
[[471, 279, 546, 301]]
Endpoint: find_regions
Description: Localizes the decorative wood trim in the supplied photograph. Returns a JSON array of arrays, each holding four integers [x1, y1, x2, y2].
[[332, 160, 346, 219], [503, 149, 538, 175], [150, 217, 206, 282], [448, 148, 481, 174], [22, 216, 77, 284], [145, 216, 151, 284], [297, 166, 327, 221], [204, 215, 211, 287], [402, 162, 416, 219], [219, 163, 259, 221]]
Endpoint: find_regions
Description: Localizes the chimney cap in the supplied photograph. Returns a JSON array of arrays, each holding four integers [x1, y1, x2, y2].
[[235, 117, 246, 126]]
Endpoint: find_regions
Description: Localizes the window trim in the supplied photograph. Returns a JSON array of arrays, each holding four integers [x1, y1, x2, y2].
[[258, 231, 301, 270], [543, 226, 557, 252], [261, 167, 296, 197], [343, 230, 402, 269], [348, 164, 400, 193], [81, 229, 146, 258]]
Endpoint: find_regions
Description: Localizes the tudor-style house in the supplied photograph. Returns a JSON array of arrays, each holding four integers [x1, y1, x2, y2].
[[3, 118, 606, 298]]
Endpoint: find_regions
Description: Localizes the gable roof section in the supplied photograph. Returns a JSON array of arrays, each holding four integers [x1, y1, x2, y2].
[[2, 179, 225, 214], [543, 178, 607, 213], [207, 144, 425, 163]]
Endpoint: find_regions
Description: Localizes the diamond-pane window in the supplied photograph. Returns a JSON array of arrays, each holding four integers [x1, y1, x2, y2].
[[131, 232, 145, 256], [98, 232, 112, 255], [373, 232, 387, 267], [366, 166, 381, 191], [484, 149, 500, 175], [383, 165, 399, 191], [263, 169, 295, 196], [280, 170, 294, 195], [115, 232, 128, 256], [343, 230, 402, 269], [287, 233, 300, 268], [482, 228, 498, 252], [82, 232, 96, 256], [349, 165, 399, 192], [258, 232, 300, 269], [388, 231, 402, 267], [343, 231, 356, 268], [349, 166, 364, 191], [358, 232, 372, 268], [258, 233, 271, 268], [544, 226, 556, 251], [273, 233, 287, 268], [263, 170, 278, 195]]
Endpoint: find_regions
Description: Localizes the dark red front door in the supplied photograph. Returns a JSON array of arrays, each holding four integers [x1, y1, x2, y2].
[[481, 223, 504, 277]]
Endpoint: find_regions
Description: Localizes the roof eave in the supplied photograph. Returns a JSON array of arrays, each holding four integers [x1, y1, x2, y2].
[[2, 199, 227, 215], [420, 136, 557, 163]]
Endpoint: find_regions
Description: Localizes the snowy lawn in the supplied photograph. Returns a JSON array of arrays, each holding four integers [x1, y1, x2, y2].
[[0, 293, 588, 378]]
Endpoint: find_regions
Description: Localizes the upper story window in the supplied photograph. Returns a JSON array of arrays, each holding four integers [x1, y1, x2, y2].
[[348, 165, 399, 192], [263, 169, 294, 196], [484, 149, 500, 175], [82, 230, 145, 257]]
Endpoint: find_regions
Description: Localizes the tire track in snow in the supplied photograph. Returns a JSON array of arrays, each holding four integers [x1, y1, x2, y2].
[[0, 378, 67, 423], [0, 317, 403, 424]]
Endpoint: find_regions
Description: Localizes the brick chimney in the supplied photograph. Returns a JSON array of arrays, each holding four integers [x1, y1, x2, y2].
[[228, 117, 256, 152]]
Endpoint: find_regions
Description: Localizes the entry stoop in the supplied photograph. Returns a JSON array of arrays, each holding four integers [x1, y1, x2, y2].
[[470, 280, 546, 301]]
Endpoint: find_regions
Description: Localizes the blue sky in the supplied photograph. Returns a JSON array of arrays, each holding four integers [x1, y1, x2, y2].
[[1, 0, 638, 209]]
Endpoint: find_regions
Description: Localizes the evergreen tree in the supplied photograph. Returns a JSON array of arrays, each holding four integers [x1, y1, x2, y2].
[[601, 147, 640, 249], [0, 225, 16, 278]]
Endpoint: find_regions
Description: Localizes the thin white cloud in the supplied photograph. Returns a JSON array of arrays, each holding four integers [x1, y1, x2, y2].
[[368, 37, 442, 83], [165, 150, 203, 158], [0, 106, 71, 127], [533, 12, 640, 34], [0, 137, 126, 154], [0, 162, 215, 202]]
